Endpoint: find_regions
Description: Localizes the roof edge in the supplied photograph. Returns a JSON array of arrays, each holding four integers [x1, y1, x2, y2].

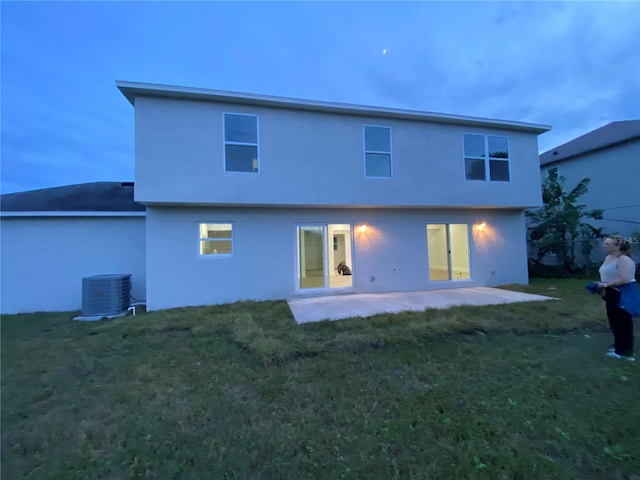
[[1, 211, 146, 218], [139, 201, 539, 210], [539, 120, 640, 165], [116, 81, 551, 134], [540, 134, 640, 166]]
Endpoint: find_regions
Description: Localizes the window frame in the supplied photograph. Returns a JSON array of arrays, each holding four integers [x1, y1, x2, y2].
[[198, 222, 234, 257], [294, 223, 355, 292], [223, 113, 260, 174], [363, 124, 393, 179], [546, 166, 559, 178], [462, 133, 511, 182], [425, 223, 473, 282]]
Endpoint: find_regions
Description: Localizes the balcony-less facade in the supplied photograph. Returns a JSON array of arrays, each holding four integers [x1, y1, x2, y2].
[[118, 81, 550, 311]]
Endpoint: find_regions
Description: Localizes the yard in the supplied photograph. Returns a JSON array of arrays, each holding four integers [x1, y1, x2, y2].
[[2, 279, 639, 480]]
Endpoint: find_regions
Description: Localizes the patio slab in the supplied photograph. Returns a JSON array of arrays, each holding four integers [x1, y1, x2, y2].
[[287, 287, 557, 324]]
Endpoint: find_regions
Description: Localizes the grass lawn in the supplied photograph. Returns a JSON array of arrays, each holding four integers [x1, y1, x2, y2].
[[2, 279, 639, 480]]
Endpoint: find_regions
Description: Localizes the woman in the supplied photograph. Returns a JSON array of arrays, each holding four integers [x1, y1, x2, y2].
[[596, 236, 637, 361]]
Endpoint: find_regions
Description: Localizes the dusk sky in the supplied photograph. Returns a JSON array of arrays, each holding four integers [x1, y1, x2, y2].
[[2, 1, 639, 194]]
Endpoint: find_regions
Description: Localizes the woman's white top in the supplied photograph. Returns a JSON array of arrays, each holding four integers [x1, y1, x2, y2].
[[599, 260, 619, 283], [599, 256, 637, 284]]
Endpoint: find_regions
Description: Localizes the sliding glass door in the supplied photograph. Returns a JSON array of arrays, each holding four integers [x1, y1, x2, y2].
[[298, 226, 325, 289], [297, 224, 353, 290], [426, 224, 470, 281]]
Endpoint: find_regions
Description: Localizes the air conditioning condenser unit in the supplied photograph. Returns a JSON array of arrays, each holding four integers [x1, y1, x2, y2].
[[82, 274, 131, 317]]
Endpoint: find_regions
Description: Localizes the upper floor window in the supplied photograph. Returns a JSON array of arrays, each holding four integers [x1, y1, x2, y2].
[[224, 113, 259, 173], [463, 134, 510, 182], [199, 223, 233, 256], [364, 125, 392, 178], [546, 166, 558, 178]]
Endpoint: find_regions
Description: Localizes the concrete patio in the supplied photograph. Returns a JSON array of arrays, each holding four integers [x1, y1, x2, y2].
[[287, 287, 557, 324]]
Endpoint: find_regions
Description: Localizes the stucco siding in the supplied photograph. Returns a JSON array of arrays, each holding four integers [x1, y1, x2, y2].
[[542, 139, 640, 238], [135, 96, 543, 209], [1, 217, 146, 314], [145, 206, 529, 311]]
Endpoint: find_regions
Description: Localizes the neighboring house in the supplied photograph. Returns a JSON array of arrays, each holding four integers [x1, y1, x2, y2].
[[113, 81, 550, 311], [539, 120, 640, 240], [0, 182, 146, 314]]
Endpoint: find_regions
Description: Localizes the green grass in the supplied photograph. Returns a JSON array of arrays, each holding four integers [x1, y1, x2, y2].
[[2, 279, 639, 479]]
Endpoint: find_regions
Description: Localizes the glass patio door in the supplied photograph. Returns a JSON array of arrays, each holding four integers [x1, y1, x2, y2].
[[298, 226, 326, 289], [426, 224, 470, 281], [297, 224, 353, 290]]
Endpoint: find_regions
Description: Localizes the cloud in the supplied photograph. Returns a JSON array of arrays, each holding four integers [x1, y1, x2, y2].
[[1, 1, 639, 193], [352, 2, 639, 125]]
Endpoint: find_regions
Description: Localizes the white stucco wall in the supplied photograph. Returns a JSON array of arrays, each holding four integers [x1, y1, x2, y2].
[[542, 139, 640, 239], [145, 206, 528, 311], [134, 96, 544, 209], [1, 216, 146, 314]]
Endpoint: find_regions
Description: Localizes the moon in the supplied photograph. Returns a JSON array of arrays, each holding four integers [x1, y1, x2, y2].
[[382, 48, 387, 55]]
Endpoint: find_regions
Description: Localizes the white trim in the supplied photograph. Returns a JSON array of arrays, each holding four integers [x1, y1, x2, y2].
[[488, 135, 511, 182], [462, 132, 487, 181], [0, 211, 146, 218], [117, 81, 551, 134], [363, 124, 393, 179], [294, 223, 355, 294], [223, 112, 260, 174], [546, 166, 559, 177], [426, 222, 473, 282], [462, 133, 511, 182], [197, 221, 234, 258], [295, 224, 306, 291], [295, 224, 327, 292]]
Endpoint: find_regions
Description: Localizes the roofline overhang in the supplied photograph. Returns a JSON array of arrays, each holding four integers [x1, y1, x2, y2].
[[0, 211, 146, 218], [540, 135, 640, 166], [116, 81, 551, 134], [138, 202, 540, 210]]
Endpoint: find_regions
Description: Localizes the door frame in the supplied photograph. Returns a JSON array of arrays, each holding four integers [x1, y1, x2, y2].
[[294, 223, 355, 293], [426, 223, 472, 282]]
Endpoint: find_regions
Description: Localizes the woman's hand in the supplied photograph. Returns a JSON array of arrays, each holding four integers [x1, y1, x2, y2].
[[597, 282, 608, 289]]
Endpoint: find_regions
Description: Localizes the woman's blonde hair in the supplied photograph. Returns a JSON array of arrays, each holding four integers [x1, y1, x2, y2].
[[606, 235, 633, 257]]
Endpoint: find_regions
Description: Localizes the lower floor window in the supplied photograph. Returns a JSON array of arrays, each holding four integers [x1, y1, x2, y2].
[[199, 223, 233, 255]]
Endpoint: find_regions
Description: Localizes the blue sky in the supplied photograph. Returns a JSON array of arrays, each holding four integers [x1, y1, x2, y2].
[[2, 1, 639, 194]]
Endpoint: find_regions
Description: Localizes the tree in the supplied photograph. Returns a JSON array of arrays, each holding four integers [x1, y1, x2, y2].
[[526, 171, 604, 271]]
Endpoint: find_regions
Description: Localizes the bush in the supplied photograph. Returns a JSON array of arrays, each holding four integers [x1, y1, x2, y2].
[[528, 262, 595, 279]]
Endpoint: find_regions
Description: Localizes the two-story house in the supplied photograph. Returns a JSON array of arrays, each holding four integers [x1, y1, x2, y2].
[[539, 120, 640, 240], [117, 81, 550, 311]]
